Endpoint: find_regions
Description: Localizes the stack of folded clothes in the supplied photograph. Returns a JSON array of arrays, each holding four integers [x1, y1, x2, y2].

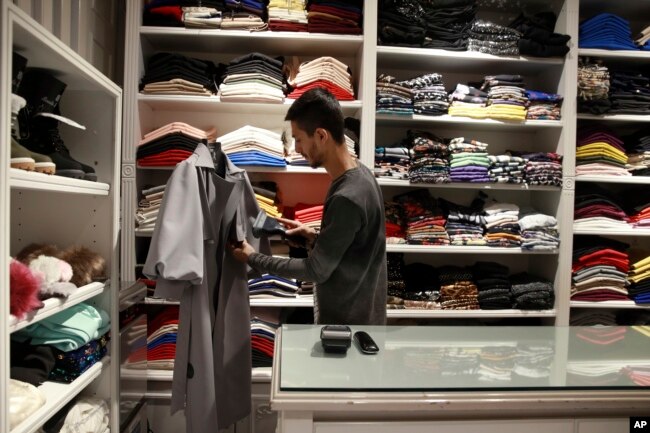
[[576, 126, 629, 177], [628, 252, 650, 305], [468, 20, 522, 56], [448, 83, 489, 119], [218, 125, 286, 167], [147, 307, 179, 370], [518, 208, 560, 250], [483, 202, 521, 248], [397, 73, 449, 116], [306, 0, 362, 34], [473, 261, 512, 309], [578, 58, 611, 114], [624, 128, 650, 176], [482, 74, 528, 121], [385, 202, 407, 244], [269, 0, 308, 32], [508, 11, 570, 57], [386, 253, 406, 309], [49, 331, 109, 383], [579, 13, 637, 50], [421, 0, 476, 51], [408, 131, 450, 184], [219, 53, 285, 103], [140, 52, 217, 96], [478, 346, 516, 382], [514, 343, 554, 383], [137, 122, 214, 167], [508, 151, 562, 187], [377, 0, 425, 47], [440, 197, 486, 246], [376, 74, 414, 116], [627, 195, 650, 229], [222, 0, 267, 30], [574, 184, 629, 231], [448, 137, 490, 183], [375, 146, 411, 179], [571, 236, 630, 302], [607, 70, 650, 115], [510, 273, 554, 310], [255, 193, 282, 218], [182, 6, 223, 28], [143, 1, 183, 26], [571, 309, 618, 326], [438, 266, 480, 310], [251, 316, 279, 368], [402, 262, 442, 310], [137, 184, 166, 231], [394, 189, 449, 245], [248, 274, 299, 299], [488, 154, 526, 184], [11, 303, 111, 386], [636, 25, 650, 50], [288, 56, 355, 100], [525, 90, 563, 120], [294, 204, 323, 230]]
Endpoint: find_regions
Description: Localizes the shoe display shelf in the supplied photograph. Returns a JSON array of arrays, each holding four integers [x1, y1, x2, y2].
[[570, 0, 650, 318], [1, 2, 122, 432]]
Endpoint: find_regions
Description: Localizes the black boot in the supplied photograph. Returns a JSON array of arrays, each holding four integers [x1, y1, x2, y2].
[[18, 69, 97, 181], [22, 114, 97, 181]]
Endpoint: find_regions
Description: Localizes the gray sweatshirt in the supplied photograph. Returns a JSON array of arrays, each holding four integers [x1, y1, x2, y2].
[[248, 163, 387, 325]]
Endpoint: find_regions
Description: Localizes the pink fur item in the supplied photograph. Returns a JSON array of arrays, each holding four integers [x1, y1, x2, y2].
[[10, 258, 44, 319]]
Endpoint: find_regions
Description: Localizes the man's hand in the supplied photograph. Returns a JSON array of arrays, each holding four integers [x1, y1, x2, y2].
[[277, 217, 317, 247], [230, 240, 256, 263]]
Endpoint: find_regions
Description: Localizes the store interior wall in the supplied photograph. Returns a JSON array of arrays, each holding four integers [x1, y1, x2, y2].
[[12, 0, 125, 85]]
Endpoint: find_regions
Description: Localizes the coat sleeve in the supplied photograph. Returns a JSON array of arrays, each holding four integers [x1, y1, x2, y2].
[[247, 195, 362, 283], [143, 161, 204, 299]]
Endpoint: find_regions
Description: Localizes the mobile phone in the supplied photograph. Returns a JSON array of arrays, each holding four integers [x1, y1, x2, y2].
[[354, 331, 379, 354]]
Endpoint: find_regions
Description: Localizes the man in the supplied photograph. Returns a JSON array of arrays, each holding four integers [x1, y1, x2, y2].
[[231, 87, 387, 325]]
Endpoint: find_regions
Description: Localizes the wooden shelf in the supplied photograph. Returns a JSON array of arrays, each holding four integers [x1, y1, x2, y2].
[[376, 113, 562, 131], [122, 367, 273, 383], [140, 27, 363, 57], [9, 282, 106, 333], [575, 175, 650, 185], [250, 296, 314, 307], [11, 357, 109, 433], [9, 169, 110, 195], [377, 46, 563, 74], [386, 309, 557, 318], [377, 178, 560, 191], [577, 113, 650, 122], [573, 227, 650, 236], [386, 245, 559, 254], [578, 48, 650, 60], [571, 301, 650, 309], [138, 94, 362, 115]]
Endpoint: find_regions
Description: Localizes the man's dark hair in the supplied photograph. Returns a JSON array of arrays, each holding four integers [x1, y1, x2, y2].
[[285, 87, 345, 143]]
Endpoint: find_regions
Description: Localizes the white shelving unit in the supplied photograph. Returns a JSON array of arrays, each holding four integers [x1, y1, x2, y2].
[[9, 282, 106, 332], [1, 2, 121, 432], [571, 0, 650, 320], [374, 0, 576, 327]]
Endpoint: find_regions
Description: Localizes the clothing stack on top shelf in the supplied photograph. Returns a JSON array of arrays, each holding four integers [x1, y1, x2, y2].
[[269, 0, 308, 32], [574, 185, 629, 231], [137, 122, 216, 167], [579, 13, 637, 51], [147, 307, 179, 371], [248, 274, 300, 299], [287, 56, 355, 100], [219, 53, 286, 103], [218, 125, 286, 167], [576, 126, 629, 177], [140, 52, 217, 96], [306, 0, 363, 34]]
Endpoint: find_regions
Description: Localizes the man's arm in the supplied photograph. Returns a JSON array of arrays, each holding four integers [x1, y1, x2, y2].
[[233, 196, 363, 283]]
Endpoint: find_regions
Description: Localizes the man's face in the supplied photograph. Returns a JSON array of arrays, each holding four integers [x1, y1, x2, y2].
[[292, 121, 324, 169]]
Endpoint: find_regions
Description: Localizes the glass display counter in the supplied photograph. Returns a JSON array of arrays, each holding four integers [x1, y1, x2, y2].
[[271, 325, 650, 433]]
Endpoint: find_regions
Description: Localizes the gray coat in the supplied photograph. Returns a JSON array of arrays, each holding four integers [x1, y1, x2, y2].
[[143, 143, 269, 432]]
